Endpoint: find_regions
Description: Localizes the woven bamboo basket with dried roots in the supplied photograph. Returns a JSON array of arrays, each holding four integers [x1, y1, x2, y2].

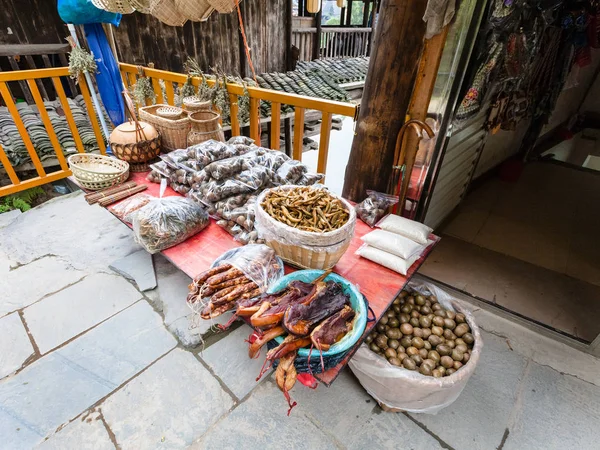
[[255, 187, 357, 270], [139, 104, 191, 151]]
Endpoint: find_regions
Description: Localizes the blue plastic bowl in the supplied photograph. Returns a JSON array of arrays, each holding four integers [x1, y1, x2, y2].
[[269, 270, 367, 357]]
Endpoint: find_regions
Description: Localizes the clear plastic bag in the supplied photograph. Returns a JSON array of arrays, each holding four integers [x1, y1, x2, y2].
[[348, 276, 483, 414], [227, 135, 255, 146], [296, 172, 325, 186], [376, 214, 433, 245], [204, 155, 253, 180], [147, 170, 163, 184], [133, 196, 209, 254], [356, 190, 399, 228], [276, 159, 307, 183], [211, 244, 283, 292], [222, 195, 257, 230], [161, 149, 189, 169], [111, 193, 153, 223]]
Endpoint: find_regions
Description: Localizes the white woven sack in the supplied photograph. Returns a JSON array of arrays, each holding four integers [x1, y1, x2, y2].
[[91, 0, 135, 13]]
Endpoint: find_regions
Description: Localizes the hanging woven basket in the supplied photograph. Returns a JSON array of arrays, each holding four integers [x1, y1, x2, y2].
[[150, 0, 188, 26], [129, 0, 152, 13], [207, 0, 239, 13], [174, 0, 214, 21], [91, 0, 135, 13]]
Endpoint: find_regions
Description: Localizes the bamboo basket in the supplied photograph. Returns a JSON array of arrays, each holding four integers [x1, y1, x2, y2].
[[188, 128, 225, 145], [189, 110, 221, 132], [139, 104, 191, 151], [68, 154, 130, 191], [255, 187, 356, 270], [150, 0, 188, 26], [174, 0, 214, 21], [183, 96, 212, 112], [207, 0, 238, 13]]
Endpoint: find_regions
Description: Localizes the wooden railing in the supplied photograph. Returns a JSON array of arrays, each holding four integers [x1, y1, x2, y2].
[[292, 27, 372, 61], [0, 67, 105, 197], [119, 63, 357, 175]]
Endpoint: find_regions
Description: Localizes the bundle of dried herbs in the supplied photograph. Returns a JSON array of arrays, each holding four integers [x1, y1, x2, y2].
[[68, 45, 97, 82]]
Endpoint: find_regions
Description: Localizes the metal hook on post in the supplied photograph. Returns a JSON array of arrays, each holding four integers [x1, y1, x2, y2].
[[390, 119, 435, 214]]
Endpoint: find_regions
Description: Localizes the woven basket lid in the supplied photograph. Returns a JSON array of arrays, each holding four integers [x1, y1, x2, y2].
[[156, 106, 183, 119], [150, 0, 188, 26], [91, 0, 135, 13]]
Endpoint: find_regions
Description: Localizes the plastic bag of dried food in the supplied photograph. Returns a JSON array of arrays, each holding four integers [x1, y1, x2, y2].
[[355, 190, 399, 228], [376, 214, 432, 245], [276, 159, 307, 183], [211, 244, 283, 292], [147, 170, 163, 183], [227, 135, 255, 145], [349, 275, 483, 414], [161, 149, 189, 169], [256, 148, 290, 171], [133, 192, 209, 254], [111, 193, 153, 223], [204, 155, 253, 180], [355, 243, 420, 275], [296, 172, 325, 186], [222, 195, 257, 230]]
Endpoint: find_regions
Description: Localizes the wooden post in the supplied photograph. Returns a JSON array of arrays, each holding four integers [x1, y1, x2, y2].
[[342, 0, 428, 202], [313, 10, 322, 60]]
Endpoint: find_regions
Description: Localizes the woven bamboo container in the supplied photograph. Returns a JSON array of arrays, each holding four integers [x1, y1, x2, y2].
[[255, 187, 356, 270], [174, 0, 214, 21], [150, 0, 187, 26], [139, 104, 190, 151], [189, 110, 221, 132], [207, 0, 238, 13], [183, 96, 212, 112], [68, 154, 130, 191]]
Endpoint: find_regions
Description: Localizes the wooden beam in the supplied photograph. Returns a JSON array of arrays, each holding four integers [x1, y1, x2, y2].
[[342, 0, 428, 202], [313, 10, 322, 60], [0, 44, 71, 57]]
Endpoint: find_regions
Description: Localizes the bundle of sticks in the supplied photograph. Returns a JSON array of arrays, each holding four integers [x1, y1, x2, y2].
[[84, 181, 147, 207], [187, 264, 261, 319]]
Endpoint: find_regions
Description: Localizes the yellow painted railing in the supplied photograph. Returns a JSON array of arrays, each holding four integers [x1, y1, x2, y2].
[[119, 63, 357, 175], [0, 67, 105, 197]]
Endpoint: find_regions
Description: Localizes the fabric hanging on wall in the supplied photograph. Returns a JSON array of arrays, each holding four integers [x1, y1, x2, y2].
[[57, 0, 122, 26], [83, 23, 126, 126], [422, 0, 456, 39]]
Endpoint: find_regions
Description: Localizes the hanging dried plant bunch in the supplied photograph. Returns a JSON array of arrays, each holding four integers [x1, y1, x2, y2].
[[181, 75, 196, 98], [68, 45, 97, 82], [186, 57, 212, 101], [133, 76, 156, 105], [212, 73, 230, 124]]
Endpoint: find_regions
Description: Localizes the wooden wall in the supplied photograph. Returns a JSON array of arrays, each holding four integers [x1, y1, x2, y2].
[[0, 0, 289, 76], [114, 0, 289, 76]]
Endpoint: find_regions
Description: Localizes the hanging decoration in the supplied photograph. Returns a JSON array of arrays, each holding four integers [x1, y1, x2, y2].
[[67, 37, 98, 82], [307, 0, 322, 14], [132, 67, 157, 105]]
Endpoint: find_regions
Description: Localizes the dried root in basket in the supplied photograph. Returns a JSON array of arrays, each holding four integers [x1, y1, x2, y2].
[[261, 186, 349, 232]]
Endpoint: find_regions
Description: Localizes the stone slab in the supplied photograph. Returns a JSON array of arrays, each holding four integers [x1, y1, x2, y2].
[[292, 369, 443, 449], [0, 209, 21, 229], [0, 312, 34, 379], [0, 256, 85, 317], [146, 254, 231, 347], [407, 331, 528, 450], [109, 250, 156, 292], [199, 324, 272, 399], [23, 273, 143, 354], [190, 380, 340, 450], [0, 301, 175, 448], [0, 191, 142, 271], [101, 349, 233, 449], [35, 411, 114, 450], [504, 362, 600, 449]]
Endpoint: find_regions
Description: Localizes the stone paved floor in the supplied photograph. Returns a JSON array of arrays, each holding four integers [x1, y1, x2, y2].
[[2, 192, 600, 449]]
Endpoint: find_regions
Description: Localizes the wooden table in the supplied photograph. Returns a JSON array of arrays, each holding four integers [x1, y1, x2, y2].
[[108, 172, 440, 386]]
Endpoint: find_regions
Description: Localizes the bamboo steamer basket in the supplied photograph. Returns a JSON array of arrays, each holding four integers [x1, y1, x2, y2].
[[129, 0, 152, 13], [174, 0, 214, 21], [255, 186, 356, 270], [91, 0, 135, 13], [139, 104, 190, 151]]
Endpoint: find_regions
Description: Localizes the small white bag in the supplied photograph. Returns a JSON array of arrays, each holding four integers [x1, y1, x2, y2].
[[361, 229, 425, 260], [376, 214, 433, 245], [356, 244, 420, 275]]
